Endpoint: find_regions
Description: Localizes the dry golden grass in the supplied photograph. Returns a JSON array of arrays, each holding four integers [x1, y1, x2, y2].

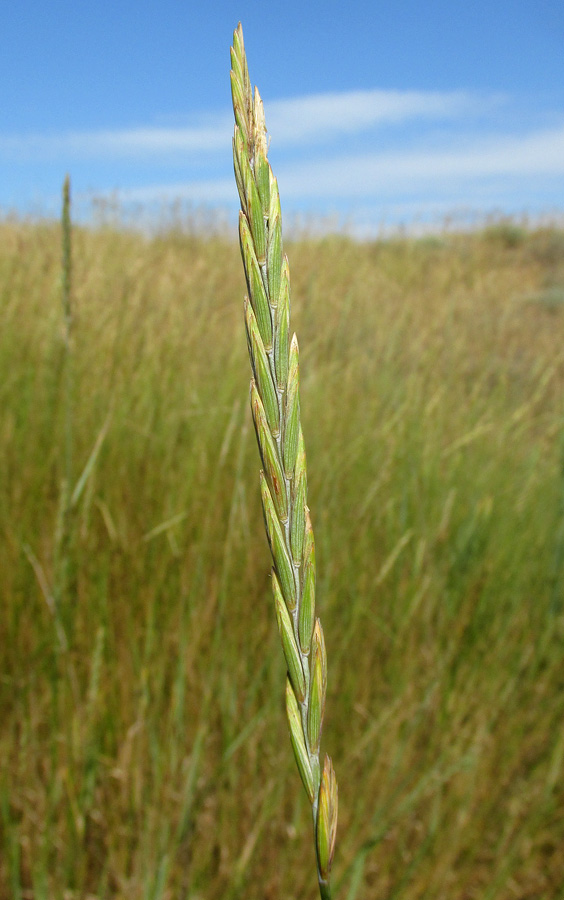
[[0, 217, 563, 898]]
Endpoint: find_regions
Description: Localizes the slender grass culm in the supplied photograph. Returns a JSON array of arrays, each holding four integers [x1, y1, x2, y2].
[[54, 174, 74, 632], [230, 24, 338, 899]]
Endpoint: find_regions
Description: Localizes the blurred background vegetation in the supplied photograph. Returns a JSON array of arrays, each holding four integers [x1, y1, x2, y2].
[[0, 213, 563, 899]]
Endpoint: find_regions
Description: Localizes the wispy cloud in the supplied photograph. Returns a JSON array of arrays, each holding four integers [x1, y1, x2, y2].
[[265, 89, 489, 144], [0, 88, 495, 160], [109, 123, 564, 207], [0, 122, 230, 160], [2, 87, 562, 232], [273, 124, 564, 199], [114, 177, 234, 205]]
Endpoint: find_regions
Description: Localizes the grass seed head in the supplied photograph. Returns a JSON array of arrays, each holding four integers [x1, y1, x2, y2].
[[232, 23, 337, 898]]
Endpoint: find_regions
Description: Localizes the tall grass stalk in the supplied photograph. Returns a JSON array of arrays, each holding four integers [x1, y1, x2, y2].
[[24, 176, 78, 690], [54, 174, 75, 635], [53, 176, 111, 638], [230, 24, 338, 898], [61, 174, 73, 499]]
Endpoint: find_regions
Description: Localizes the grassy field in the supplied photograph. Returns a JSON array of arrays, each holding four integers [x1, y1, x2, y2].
[[1, 216, 563, 899]]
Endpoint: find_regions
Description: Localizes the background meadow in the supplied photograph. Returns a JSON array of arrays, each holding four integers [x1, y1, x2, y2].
[[1, 214, 563, 899]]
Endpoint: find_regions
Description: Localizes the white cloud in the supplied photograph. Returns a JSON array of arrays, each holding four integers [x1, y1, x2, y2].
[[114, 177, 234, 205], [266, 89, 492, 144], [3, 87, 561, 231], [273, 124, 564, 198], [107, 123, 564, 208], [0, 122, 231, 160], [0, 88, 494, 160]]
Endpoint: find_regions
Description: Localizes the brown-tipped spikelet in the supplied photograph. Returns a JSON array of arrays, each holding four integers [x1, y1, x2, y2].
[[231, 22, 337, 900], [317, 755, 338, 896], [308, 620, 327, 755]]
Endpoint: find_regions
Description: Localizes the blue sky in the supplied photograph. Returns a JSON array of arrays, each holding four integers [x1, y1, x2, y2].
[[3, 0, 564, 234]]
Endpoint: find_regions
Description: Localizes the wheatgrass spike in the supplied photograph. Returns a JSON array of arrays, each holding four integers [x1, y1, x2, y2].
[[231, 22, 337, 898]]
